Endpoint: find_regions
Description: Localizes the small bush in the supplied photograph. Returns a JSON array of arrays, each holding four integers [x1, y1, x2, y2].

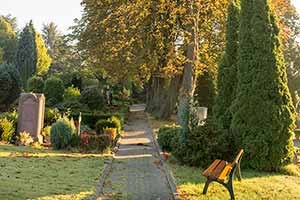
[[96, 117, 121, 135], [27, 76, 44, 93], [80, 86, 104, 110], [0, 117, 15, 142], [104, 128, 117, 142], [0, 111, 18, 128], [44, 108, 60, 126], [157, 125, 181, 152], [70, 134, 81, 147], [81, 113, 113, 129], [50, 117, 76, 149], [17, 132, 34, 146], [42, 126, 51, 137], [171, 119, 231, 167], [44, 76, 65, 106], [80, 134, 111, 152], [64, 86, 80, 102]]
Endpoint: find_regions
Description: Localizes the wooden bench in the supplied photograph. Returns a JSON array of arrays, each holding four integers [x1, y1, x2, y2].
[[202, 149, 244, 200]]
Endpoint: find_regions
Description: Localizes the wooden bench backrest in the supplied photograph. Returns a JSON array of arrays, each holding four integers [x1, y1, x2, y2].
[[231, 149, 244, 168]]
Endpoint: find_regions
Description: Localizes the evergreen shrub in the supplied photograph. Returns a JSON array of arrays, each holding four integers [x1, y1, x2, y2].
[[27, 76, 44, 93], [80, 86, 104, 110], [0, 63, 21, 108], [50, 117, 76, 149], [44, 76, 64, 106], [95, 116, 121, 135], [157, 125, 181, 152]]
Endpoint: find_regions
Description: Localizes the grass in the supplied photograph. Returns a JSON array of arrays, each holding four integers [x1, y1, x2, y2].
[[168, 160, 300, 200], [0, 144, 107, 200]]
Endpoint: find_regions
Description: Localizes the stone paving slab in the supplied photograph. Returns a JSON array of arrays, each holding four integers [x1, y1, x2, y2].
[[99, 105, 173, 200]]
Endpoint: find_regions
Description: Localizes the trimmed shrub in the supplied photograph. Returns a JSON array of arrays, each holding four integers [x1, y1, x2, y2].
[[44, 108, 60, 126], [80, 134, 111, 153], [0, 117, 15, 142], [50, 117, 76, 149], [27, 76, 44, 93], [80, 86, 104, 110], [44, 76, 65, 106], [95, 117, 121, 135], [157, 125, 181, 152]]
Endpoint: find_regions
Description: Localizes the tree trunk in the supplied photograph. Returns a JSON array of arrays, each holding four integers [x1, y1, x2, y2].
[[178, 2, 198, 142]]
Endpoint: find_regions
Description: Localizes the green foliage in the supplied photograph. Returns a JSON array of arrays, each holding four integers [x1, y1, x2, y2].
[[95, 117, 121, 135], [64, 86, 80, 102], [194, 71, 217, 112], [0, 63, 21, 108], [170, 118, 231, 167], [42, 126, 51, 137], [81, 113, 114, 129], [27, 76, 44, 93], [0, 117, 15, 142], [0, 16, 17, 64], [50, 117, 76, 149], [15, 21, 37, 86], [44, 76, 65, 106], [231, 0, 296, 171], [214, 0, 240, 129], [44, 108, 60, 126], [35, 32, 52, 76], [157, 125, 181, 152], [80, 86, 104, 110], [80, 134, 111, 153]]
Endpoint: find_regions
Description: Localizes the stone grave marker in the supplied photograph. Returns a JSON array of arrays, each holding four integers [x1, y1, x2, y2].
[[17, 93, 45, 143]]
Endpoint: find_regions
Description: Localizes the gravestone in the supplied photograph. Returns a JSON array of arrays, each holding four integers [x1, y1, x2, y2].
[[17, 93, 45, 143], [190, 107, 208, 126]]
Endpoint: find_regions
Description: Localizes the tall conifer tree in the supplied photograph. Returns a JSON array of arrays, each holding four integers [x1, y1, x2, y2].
[[214, 0, 240, 129], [0, 16, 17, 64], [15, 21, 37, 86], [231, 0, 295, 170]]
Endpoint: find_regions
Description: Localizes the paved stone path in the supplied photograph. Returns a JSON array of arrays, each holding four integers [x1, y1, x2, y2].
[[99, 104, 173, 200]]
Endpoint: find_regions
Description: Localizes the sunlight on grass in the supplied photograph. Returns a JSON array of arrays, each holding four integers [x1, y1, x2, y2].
[[168, 161, 300, 200], [0, 144, 106, 200]]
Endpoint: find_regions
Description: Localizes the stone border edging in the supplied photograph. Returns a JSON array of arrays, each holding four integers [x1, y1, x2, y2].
[[147, 121, 181, 200], [92, 136, 122, 200]]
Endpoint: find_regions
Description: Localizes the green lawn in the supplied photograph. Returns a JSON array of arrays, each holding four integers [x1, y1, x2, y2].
[[168, 161, 300, 200], [0, 144, 106, 200]]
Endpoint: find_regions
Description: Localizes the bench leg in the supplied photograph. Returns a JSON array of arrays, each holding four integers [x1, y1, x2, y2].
[[202, 179, 212, 195], [226, 181, 235, 200]]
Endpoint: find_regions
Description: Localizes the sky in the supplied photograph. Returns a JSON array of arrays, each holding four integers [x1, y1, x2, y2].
[[0, 0, 83, 33], [0, 0, 299, 33]]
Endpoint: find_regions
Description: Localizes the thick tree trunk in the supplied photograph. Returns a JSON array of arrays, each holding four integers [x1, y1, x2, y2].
[[177, 3, 198, 142]]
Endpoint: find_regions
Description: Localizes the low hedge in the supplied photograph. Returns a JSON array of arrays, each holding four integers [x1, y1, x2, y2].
[[95, 117, 121, 135]]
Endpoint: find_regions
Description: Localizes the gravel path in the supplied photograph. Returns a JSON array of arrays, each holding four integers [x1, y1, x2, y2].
[[99, 104, 173, 200]]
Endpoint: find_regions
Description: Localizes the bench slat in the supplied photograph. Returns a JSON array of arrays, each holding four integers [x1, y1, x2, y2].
[[202, 159, 221, 177], [210, 160, 227, 179], [217, 164, 233, 182]]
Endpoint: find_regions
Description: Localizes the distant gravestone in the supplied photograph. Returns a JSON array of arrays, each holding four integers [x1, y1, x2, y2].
[[17, 93, 45, 143]]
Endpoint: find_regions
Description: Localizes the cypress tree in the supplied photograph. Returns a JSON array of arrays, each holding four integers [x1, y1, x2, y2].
[[231, 0, 295, 171], [214, 0, 240, 129], [15, 21, 37, 86]]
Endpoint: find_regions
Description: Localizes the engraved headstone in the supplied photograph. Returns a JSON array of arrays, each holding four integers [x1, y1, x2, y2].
[[17, 93, 45, 142]]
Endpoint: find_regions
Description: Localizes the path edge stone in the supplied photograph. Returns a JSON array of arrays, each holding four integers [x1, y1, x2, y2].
[[92, 136, 122, 200], [147, 117, 181, 200]]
